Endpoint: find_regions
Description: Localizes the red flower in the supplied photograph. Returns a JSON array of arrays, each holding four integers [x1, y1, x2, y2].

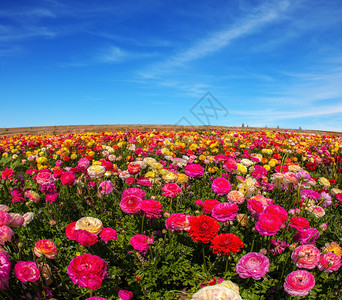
[[189, 215, 220, 243], [306, 162, 316, 171], [202, 199, 220, 214], [329, 179, 336, 185], [210, 233, 244, 255]]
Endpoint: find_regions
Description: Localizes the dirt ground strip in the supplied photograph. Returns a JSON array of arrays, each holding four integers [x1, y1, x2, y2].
[[0, 124, 341, 137]]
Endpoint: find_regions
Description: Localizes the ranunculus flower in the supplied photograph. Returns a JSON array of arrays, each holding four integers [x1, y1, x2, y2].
[[189, 215, 220, 243], [0, 225, 14, 245], [65, 221, 77, 240], [165, 213, 192, 232], [317, 252, 340, 272], [192, 281, 242, 300], [0, 252, 11, 290], [202, 199, 220, 214], [118, 290, 133, 300], [34, 239, 58, 259], [74, 229, 98, 247], [87, 165, 106, 179], [78, 158, 90, 168], [99, 228, 118, 242], [46, 192, 59, 204], [284, 270, 315, 297], [210, 233, 244, 255], [60, 171, 75, 185], [1, 168, 14, 180], [24, 190, 41, 202], [86, 297, 109, 300], [127, 163, 141, 175], [211, 203, 239, 223], [67, 254, 108, 289], [8, 213, 24, 227], [36, 171, 54, 186], [236, 252, 270, 280], [122, 187, 146, 199], [130, 234, 154, 253], [139, 200, 163, 219], [227, 190, 245, 204], [11, 188, 25, 203], [99, 181, 113, 195], [0, 211, 10, 226], [265, 205, 288, 223], [22, 212, 35, 227], [291, 244, 320, 269], [289, 216, 310, 230], [184, 164, 204, 178], [162, 183, 181, 198], [293, 227, 319, 245], [120, 195, 142, 215], [75, 217, 103, 235], [211, 178, 231, 195], [14, 261, 40, 282], [255, 213, 282, 235]]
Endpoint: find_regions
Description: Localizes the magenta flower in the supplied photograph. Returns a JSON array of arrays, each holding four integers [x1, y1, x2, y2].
[[120, 195, 142, 214], [236, 252, 270, 280], [99, 228, 118, 242], [255, 213, 282, 235], [118, 290, 133, 300], [0, 252, 11, 290], [291, 244, 320, 269], [211, 178, 231, 195], [162, 183, 181, 198], [184, 164, 204, 178], [269, 239, 289, 255], [317, 252, 341, 272], [14, 261, 40, 282], [211, 202, 238, 223], [284, 270, 315, 297], [130, 234, 153, 253], [293, 227, 319, 245], [139, 200, 163, 219]]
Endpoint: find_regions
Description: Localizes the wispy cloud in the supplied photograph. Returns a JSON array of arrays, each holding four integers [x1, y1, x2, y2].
[[98, 46, 127, 63], [140, 1, 291, 78]]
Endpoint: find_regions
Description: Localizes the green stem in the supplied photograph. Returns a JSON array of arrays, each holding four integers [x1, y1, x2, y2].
[[141, 214, 145, 234], [202, 244, 208, 279]]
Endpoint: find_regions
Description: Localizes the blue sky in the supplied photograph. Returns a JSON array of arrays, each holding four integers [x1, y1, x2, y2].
[[1, 0, 342, 131]]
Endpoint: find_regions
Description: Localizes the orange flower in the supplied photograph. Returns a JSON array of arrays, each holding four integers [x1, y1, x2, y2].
[[34, 239, 58, 259]]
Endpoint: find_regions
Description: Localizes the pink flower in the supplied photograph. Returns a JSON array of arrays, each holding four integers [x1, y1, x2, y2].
[[78, 158, 90, 168], [139, 200, 163, 219], [86, 297, 109, 300], [14, 261, 40, 282], [184, 164, 204, 178], [46, 192, 59, 204], [100, 228, 118, 242], [11, 188, 25, 203], [122, 187, 146, 199], [284, 270, 315, 297], [8, 213, 24, 227], [0, 252, 11, 290], [36, 171, 54, 186], [291, 244, 320, 269], [227, 190, 245, 204], [130, 234, 154, 253], [118, 290, 133, 300], [317, 252, 341, 272], [0, 211, 10, 226], [252, 165, 267, 179], [120, 195, 142, 214], [211, 202, 239, 223], [67, 254, 108, 290], [211, 178, 231, 195], [223, 159, 237, 172], [34, 239, 58, 259], [293, 228, 319, 245], [0, 225, 14, 245], [265, 205, 288, 223], [255, 213, 282, 235], [236, 252, 270, 280], [162, 183, 181, 198], [99, 181, 113, 195], [165, 213, 192, 232], [60, 172, 75, 185], [75, 229, 98, 247], [24, 190, 41, 202]]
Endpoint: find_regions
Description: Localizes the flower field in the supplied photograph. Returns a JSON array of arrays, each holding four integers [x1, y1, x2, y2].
[[0, 129, 341, 299]]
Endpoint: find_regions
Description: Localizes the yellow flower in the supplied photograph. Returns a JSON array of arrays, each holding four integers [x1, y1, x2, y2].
[[263, 165, 271, 171], [158, 169, 169, 176], [87, 165, 106, 178], [75, 217, 103, 235], [189, 143, 198, 150], [199, 155, 206, 161], [208, 167, 218, 173], [176, 173, 188, 184], [2, 153, 8, 157], [236, 163, 247, 174], [163, 172, 178, 182], [145, 171, 157, 178], [37, 157, 48, 164], [70, 153, 77, 160], [318, 177, 330, 188], [268, 159, 277, 167]]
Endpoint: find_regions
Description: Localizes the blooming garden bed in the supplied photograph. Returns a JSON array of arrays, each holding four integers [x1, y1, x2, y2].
[[0, 129, 341, 299]]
